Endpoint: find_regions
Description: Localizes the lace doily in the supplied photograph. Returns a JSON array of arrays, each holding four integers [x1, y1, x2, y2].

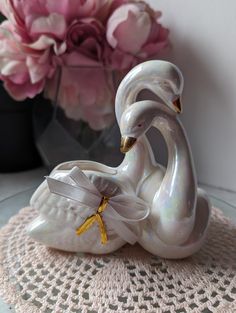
[[0, 207, 235, 313]]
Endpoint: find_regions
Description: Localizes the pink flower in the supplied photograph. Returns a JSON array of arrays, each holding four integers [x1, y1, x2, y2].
[[96, 0, 129, 22], [139, 14, 169, 58], [46, 0, 107, 21], [29, 13, 67, 41], [0, 0, 169, 130], [4, 0, 107, 29], [0, 21, 56, 100], [66, 18, 105, 62], [0, 1, 67, 42], [106, 2, 169, 58]]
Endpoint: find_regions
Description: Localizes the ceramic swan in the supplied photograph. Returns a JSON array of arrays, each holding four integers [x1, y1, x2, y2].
[[28, 163, 149, 254], [118, 60, 211, 258], [28, 60, 211, 259], [28, 119, 151, 254], [120, 100, 211, 258]]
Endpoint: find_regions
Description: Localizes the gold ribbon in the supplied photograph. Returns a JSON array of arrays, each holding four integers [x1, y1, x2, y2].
[[76, 196, 109, 244]]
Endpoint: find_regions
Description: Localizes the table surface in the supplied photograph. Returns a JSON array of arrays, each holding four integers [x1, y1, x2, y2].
[[0, 167, 236, 313]]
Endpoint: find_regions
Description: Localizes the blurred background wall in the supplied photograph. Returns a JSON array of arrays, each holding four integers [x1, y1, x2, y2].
[[146, 0, 236, 192]]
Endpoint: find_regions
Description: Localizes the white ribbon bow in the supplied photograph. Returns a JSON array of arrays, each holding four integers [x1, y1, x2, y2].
[[46, 166, 150, 245]]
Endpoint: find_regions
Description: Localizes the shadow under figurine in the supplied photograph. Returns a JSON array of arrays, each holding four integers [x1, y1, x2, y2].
[[27, 60, 211, 259]]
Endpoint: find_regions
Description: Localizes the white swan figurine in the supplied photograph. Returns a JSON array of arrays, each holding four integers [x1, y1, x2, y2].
[[118, 60, 211, 258], [27, 127, 152, 254], [28, 60, 211, 259], [27, 161, 149, 254]]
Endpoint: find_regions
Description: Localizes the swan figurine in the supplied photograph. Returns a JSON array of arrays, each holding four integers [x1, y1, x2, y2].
[[27, 124, 153, 254], [28, 60, 211, 259], [118, 60, 211, 258], [27, 158, 152, 253]]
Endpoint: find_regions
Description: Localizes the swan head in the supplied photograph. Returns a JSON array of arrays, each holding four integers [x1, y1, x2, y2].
[[140, 60, 184, 114], [116, 60, 184, 122], [120, 100, 164, 153]]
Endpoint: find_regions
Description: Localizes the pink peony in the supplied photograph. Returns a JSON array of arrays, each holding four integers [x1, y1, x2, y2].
[[106, 2, 169, 58], [66, 18, 105, 62], [0, 0, 169, 130], [0, 21, 56, 100], [6, 0, 108, 28], [46, 0, 108, 21], [0, 0, 130, 42], [96, 0, 129, 23]]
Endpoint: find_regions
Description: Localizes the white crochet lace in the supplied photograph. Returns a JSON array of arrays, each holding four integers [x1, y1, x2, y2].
[[0, 207, 235, 313]]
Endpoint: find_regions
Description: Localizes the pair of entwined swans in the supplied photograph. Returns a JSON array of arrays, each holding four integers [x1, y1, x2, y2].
[[28, 60, 211, 259]]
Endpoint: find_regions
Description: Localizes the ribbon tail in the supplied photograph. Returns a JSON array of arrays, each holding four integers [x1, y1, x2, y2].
[[105, 203, 150, 223], [76, 215, 96, 236], [108, 219, 139, 245], [96, 214, 107, 245]]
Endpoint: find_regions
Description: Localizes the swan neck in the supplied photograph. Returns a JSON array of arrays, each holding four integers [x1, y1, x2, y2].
[[149, 106, 188, 161], [151, 106, 197, 194], [116, 77, 147, 123], [116, 75, 157, 185]]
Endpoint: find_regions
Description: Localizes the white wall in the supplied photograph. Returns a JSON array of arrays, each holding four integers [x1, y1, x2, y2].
[[147, 0, 236, 191]]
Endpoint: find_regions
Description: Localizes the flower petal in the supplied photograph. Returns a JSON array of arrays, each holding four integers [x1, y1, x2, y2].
[[30, 13, 67, 40], [107, 4, 151, 54]]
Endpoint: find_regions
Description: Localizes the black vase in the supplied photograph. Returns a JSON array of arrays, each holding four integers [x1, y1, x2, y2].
[[0, 84, 42, 172]]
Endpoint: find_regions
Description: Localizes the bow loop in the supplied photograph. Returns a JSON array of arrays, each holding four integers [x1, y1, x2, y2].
[[107, 194, 150, 222]]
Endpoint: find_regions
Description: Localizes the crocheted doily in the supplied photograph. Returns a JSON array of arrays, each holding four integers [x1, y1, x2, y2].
[[0, 207, 235, 313]]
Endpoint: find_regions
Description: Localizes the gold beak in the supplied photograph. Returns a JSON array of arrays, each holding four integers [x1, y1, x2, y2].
[[173, 97, 182, 114], [120, 136, 137, 153]]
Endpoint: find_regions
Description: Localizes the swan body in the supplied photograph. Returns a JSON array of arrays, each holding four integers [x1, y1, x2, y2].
[[28, 156, 149, 254], [120, 100, 211, 258], [28, 60, 211, 258]]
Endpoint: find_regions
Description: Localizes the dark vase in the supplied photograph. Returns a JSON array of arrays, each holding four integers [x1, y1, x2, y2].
[[0, 84, 42, 172]]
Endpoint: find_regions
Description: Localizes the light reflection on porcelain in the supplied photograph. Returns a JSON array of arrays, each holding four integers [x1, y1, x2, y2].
[[28, 60, 211, 259]]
